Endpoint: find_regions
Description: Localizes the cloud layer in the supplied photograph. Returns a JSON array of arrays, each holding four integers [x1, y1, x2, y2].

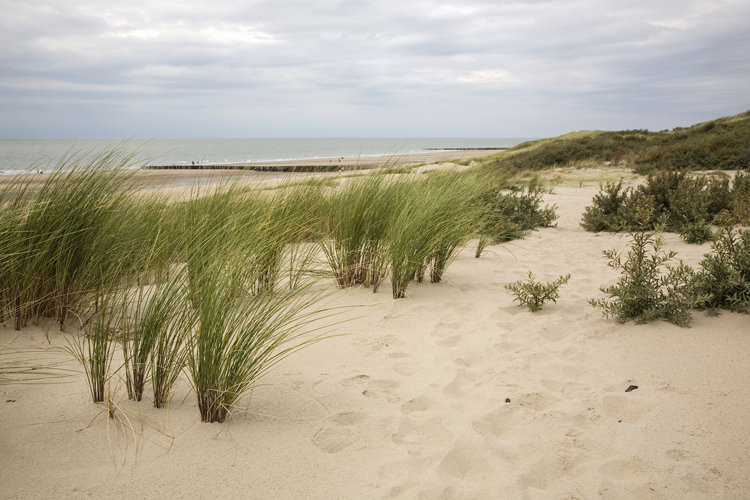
[[1, 0, 748, 137]]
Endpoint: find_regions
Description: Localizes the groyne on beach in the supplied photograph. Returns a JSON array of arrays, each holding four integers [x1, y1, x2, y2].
[[143, 148, 508, 171]]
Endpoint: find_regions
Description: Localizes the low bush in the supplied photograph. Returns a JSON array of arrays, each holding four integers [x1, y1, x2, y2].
[[679, 220, 713, 244], [590, 211, 707, 327], [505, 272, 571, 312], [474, 182, 558, 257], [581, 171, 743, 234], [694, 214, 750, 314], [581, 181, 655, 232], [731, 172, 750, 225]]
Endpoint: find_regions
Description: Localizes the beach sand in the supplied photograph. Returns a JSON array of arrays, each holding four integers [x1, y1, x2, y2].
[[1, 173, 748, 499]]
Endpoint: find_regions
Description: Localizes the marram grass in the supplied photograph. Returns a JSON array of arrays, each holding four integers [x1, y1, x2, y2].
[[4, 145, 543, 423]]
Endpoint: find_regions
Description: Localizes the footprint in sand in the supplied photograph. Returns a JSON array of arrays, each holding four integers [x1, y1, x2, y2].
[[443, 371, 475, 399], [472, 405, 518, 437], [493, 320, 516, 331], [517, 391, 557, 412], [312, 411, 367, 454], [598, 457, 649, 480], [436, 334, 462, 347], [342, 373, 401, 402], [361, 378, 401, 404], [517, 453, 586, 497], [438, 434, 493, 480], [341, 373, 370, 386], [537, 325, 572, 342], [601, 395, 653, 423], [401, 395, 434, 414], [431, 315, 475, 339], [391, 416, 450, 449]]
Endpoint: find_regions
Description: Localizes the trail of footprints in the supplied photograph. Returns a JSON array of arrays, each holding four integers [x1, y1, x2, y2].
[[309, 297, 724, 498]]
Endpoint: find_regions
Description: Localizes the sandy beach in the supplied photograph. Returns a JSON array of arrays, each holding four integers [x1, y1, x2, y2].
[[1, 172, 748, 499]]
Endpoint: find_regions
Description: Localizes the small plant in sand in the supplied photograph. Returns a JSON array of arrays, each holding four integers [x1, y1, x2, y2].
[[505, 272, 571, 312], [589, 209, 706, 327]]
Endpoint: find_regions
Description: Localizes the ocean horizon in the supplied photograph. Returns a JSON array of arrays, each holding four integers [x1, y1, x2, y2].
[[0, 137, 532, 173]]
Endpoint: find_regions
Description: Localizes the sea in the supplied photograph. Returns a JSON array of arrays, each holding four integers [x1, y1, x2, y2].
[[0, 138, 530, 173]]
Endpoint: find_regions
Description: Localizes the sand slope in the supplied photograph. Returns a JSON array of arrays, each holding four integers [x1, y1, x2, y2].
[[1, 182, 748, 499]]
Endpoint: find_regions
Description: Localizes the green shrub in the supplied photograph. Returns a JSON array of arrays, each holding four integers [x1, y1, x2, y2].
[[505, 272, 571, 312], [590, 213, 706, 327], [474, 183, 558, 256], [679, 220, 713, 244], [731, 172, 750, 225], [581, 181, 658, 232], [694, 213, 750, 313], [581, 171, 740, 234]]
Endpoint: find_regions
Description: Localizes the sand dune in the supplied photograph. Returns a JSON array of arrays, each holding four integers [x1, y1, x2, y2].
[[1, 180, 748, 499]]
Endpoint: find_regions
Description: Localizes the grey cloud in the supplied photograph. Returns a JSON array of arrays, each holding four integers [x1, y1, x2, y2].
[[0, 0, 748, 137]]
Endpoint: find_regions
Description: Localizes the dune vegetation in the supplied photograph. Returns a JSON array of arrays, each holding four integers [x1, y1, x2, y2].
[[478, 109, 750, 174], [0, 146, 556, 422], [9, 108, 746, 422]]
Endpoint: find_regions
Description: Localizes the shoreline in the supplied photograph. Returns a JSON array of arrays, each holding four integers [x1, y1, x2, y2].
[[142, 149, 507, 171], [1, 149, 505, 191]]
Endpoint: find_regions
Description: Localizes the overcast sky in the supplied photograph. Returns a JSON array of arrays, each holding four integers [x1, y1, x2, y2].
[[1, 0, 748, 138]]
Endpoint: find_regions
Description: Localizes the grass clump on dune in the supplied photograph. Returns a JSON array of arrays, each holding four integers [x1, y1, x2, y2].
[[0, 146, 154, 331], [387, 171, 478, 298], [320, 169, 482, 296], [66, 289, 126, 403], [321, 174, 396, 290], [185, 254, 335, 423]]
